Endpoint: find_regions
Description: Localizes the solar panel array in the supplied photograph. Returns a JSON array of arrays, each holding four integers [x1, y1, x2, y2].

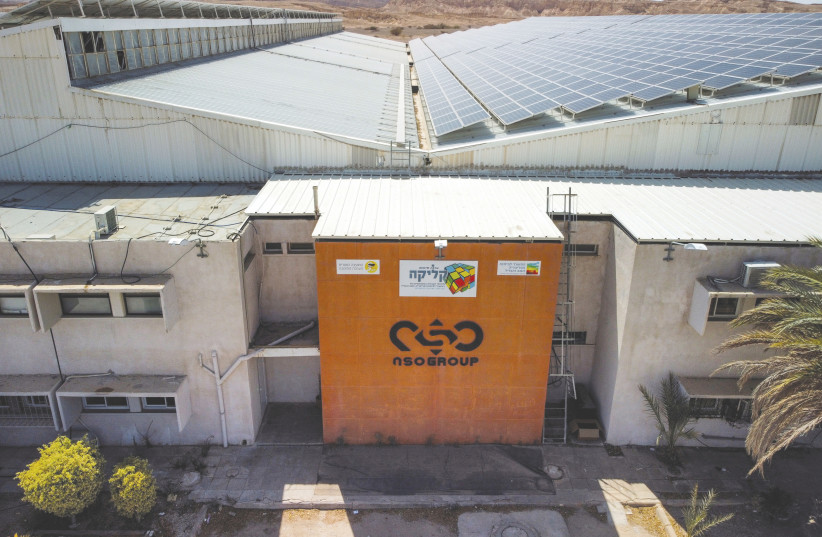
[[409, 39, 490, 136], [412, 13, 822, 132]]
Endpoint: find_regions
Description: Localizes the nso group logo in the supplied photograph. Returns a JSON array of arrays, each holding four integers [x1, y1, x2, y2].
[[389, 319, 483, 367]]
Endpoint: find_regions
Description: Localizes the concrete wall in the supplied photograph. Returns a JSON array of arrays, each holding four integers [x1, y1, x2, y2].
[[264, 356, 320, 403], [596, 240, 822, 446], [254, 219, 319, 323], [555, 220, 610, 386], [0, 230, 260, 446]]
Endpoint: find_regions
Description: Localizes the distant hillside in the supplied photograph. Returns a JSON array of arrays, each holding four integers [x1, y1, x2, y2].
[[383, 0, 822, 17]]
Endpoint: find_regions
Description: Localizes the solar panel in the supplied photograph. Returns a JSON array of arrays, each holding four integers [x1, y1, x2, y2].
[[414, 13, 822, 135], [409, 39, 490, 137]]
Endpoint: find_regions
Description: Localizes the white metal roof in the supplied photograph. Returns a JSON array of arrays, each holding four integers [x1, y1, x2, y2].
[[83, 33, 416, 145], [0, 0, 335, 28], [246, 176, 564, 241], [0, 182, 258, 240], [247, 174, 822, 243]]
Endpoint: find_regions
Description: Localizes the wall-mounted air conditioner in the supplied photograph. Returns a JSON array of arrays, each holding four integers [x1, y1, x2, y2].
[[93, 205, 118, 236], [741, 261, 780, 288]]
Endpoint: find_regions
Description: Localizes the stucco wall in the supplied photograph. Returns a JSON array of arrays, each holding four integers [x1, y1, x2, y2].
[[0, 232, 258, 446], [315, 240, 562, 445], [264, 356, 320, 403], [254, 219, 319, 322], [599, 241, 822, 446]]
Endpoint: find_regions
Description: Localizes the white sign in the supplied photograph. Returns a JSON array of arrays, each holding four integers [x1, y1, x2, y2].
[[497, 260, 541, 276], [399, 260, 478, 297], [336, 259, 380, 275]]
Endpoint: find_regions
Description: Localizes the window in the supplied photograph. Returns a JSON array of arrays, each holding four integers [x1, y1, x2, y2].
[[142, 396, 176, 410], [552, 331, 587, 345], [0, 295, 28, 316], [83, 396, 129, 410], [563, 244, 598, 256], [60, 294, 112, 316], [263, 242, 283, 255], [23, 395, 50, 407], [124, 294, 162, 316], [708, 297, 738, 320], [0, 395, 53, 420], [689, 398, 723, 418], [287, 242, 315, 254], [690, 398, 751, 422], [81, 31, 104, 53]]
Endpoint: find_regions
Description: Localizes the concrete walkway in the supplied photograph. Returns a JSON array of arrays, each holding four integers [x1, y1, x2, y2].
[[1, 442, 820, 511]]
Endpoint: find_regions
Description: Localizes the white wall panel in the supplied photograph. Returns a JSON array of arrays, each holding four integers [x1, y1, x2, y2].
[[754, 125, 788, 170], [762, 98, 792, 124], [778, 126, 814, 172]]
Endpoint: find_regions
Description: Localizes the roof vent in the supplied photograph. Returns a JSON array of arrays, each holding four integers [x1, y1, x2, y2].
[[741, 261, 780, 288], [93, 205, 118, 236]]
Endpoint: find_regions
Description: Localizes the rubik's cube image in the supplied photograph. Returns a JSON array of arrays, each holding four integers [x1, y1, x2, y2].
[[444, 263, 476, 294]]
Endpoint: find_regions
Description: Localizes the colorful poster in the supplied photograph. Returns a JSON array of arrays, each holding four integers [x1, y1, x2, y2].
[[399, 260, 478, 297], [336, 259, 380, 275], [497, 260, 541, 276]]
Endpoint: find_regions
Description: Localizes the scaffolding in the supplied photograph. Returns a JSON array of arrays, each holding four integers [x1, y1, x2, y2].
[[544, 187, 578, 443]]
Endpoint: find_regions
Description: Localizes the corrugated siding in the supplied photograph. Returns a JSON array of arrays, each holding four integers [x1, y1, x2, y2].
[[0, 26, 394, 181], [431, 91, 822, 172]]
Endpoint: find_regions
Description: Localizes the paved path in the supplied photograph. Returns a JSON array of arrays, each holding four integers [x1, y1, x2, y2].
[[2, 443, 820, 511]]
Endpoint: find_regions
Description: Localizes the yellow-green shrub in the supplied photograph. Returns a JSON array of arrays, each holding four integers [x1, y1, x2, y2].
[[15, 436, 105, 520], [109, 457, 156, 521]]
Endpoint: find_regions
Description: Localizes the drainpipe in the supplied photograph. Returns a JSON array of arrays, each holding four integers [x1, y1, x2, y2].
[[211, 352, 229, 448], [199, 320, 315, 447], [199, 349, 262, 448]]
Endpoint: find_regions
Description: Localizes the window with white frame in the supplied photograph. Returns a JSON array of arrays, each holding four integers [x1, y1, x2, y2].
[[707, 297, 739, 320], [689, 398, 752, 422], [60, 294, 112, 316], [82, 396, 129, 410], [0, 295, 28, 316]]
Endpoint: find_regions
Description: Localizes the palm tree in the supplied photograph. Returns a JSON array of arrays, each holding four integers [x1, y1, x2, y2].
[[639, 371, 699, 465], [682, 484, 734, 537], [716, 238, 822, 475]]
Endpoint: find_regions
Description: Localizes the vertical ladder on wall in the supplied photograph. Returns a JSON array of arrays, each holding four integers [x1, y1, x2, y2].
[[544, 187, 578, 444], [389, 141, 412, 170]]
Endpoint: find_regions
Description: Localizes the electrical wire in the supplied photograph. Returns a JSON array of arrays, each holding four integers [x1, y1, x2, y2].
[[0, 119, 276, 175]]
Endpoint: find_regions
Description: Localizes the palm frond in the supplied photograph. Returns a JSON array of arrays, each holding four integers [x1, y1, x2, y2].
[[714, 239, 822, 476]]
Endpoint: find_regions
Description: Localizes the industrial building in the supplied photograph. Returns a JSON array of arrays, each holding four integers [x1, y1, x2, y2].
[[1, 2, 822, 449]]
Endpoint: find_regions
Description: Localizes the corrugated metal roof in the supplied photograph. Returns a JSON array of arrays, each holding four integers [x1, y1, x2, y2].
[[0, 182, 258, 240], [0, 0, 335, 28], [247, 176, 563, 241], [82, 33, 413, 145], [247, 174, 822, 243]]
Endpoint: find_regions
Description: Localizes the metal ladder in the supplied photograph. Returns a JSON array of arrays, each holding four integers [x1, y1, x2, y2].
[[544, 187, 578, 443], [389, 141, 412, 170]]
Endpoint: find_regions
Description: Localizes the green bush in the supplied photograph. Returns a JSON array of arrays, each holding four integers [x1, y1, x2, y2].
[[109, 456, 157, 521], [15, 436, 105, 522], [390, 27, 403, 36]]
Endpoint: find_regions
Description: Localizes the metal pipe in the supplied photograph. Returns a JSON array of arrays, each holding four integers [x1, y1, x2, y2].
[[267, 320, 315, 346], [313, 185, 320, 219], [210, 351, 229, 448]]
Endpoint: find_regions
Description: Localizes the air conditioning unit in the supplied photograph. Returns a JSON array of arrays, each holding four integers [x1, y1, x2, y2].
[[741, 261, 780, 288], [93, 205, 118, 235]]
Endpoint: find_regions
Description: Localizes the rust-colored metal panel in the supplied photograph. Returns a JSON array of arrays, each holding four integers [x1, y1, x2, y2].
[[316, 240, 561, 445]]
